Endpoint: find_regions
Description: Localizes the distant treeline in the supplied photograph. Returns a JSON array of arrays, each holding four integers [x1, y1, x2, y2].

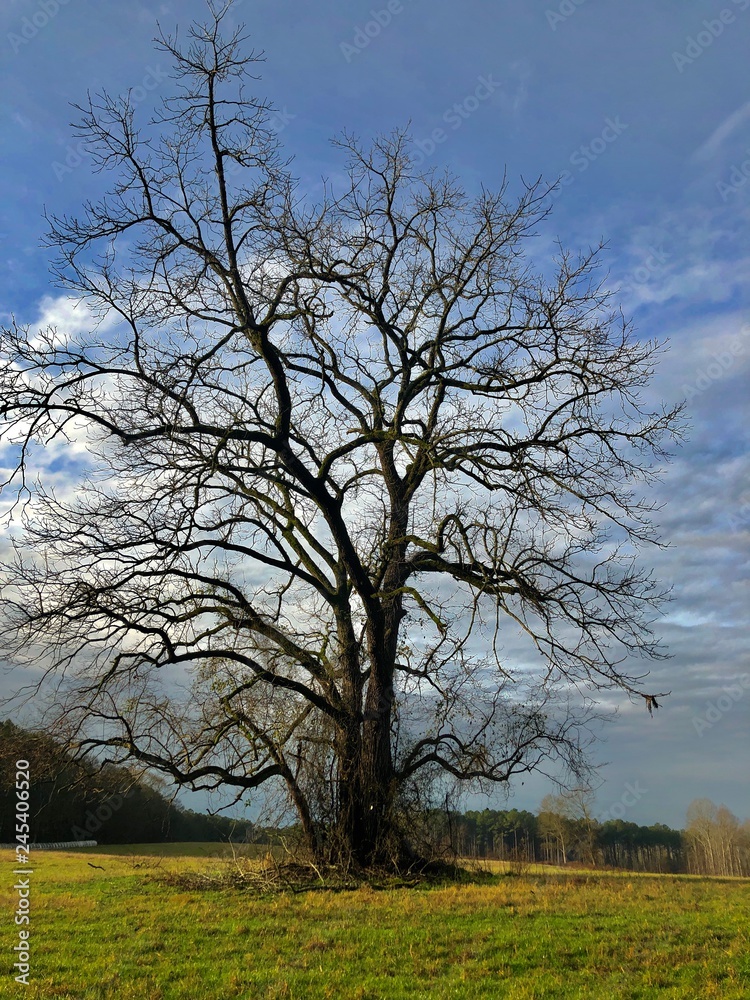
[[2, 722, 747, 874], [0, 722, 248, 844], [421, 795, 749, 877], [422, 807, 685, 873]]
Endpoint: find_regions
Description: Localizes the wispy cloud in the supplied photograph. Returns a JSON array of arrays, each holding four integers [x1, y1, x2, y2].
[[691, 99, 750, 162]]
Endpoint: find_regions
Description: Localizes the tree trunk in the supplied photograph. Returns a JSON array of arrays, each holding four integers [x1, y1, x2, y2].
[[329, 697, 398, 869]]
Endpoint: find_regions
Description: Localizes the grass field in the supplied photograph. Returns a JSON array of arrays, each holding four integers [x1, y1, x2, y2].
[[2, 844, 748, 999]]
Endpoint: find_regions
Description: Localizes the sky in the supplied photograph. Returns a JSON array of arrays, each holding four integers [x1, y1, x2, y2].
[[0, 0, 748, 831]]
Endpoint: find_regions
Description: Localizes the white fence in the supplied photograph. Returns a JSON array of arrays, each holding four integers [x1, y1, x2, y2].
[[2, 840, 97, 849]]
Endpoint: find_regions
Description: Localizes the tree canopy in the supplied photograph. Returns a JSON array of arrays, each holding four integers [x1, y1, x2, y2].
[[0, 2, 680, 870]]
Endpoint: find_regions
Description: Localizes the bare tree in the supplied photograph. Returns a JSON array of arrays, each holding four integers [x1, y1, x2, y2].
[[537, 792, 579, 865], [566, 786, 599, 866], [0, 3, 679, 870], [686, 799, 748, 877]]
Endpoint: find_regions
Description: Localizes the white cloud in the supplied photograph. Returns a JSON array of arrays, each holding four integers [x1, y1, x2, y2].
[[691, 99, 750, 163], [27, 294, 115, 349]]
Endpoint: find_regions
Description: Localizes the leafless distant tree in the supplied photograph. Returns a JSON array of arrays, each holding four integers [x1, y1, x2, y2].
[[685, 799, 748, 877], [537, 793, 574, 865], [0, 2, 679, 870]]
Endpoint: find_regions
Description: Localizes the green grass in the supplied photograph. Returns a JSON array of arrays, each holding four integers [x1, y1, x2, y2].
[[75, 841, 275, 859], [2, 846, 748, 999]]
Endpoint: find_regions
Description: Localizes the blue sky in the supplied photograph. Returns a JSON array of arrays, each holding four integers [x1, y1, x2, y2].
[[1, 0, 748, 829]]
